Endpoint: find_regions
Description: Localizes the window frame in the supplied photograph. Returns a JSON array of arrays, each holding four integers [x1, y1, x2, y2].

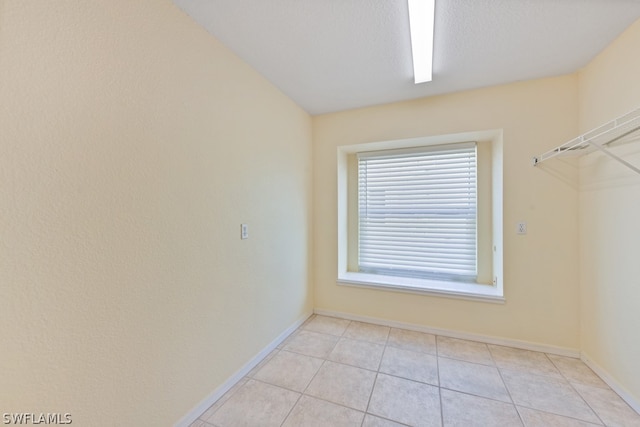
[[337, 130, 504, 303]]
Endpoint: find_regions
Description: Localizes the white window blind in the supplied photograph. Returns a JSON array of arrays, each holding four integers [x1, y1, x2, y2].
[[358, 142, 477, 282]]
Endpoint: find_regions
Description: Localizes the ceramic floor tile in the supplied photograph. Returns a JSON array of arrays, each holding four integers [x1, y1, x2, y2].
[[436, 336, 494, 366], [362, 414, 408, 427], [439, 356, 511, 402], [517, 406, 603, 426], [502, 369, 600, 424], [277, 329, 300, 349], [573, 383, 640, 427], [305, 360, 377, 411], [328, 337, 385, 370], [253, 350, 323, 392], [246, 349, 279, 377], [489, 345, 562, 378], [206, 379, 300, 427], [547, 355, 609, 389], [343, 321, 390, 345], [300, 314, 317, 327], [368, 373, 441, 427], [441, 388, 523, 427], [303, 315, 351, 336], [281, 395, 364, 427], [193, 316, 633, 427], [282, 330, 339, 358], [387, 328, 437, 355], [379, 346, 438, 385], [199, 377, 248, 421]]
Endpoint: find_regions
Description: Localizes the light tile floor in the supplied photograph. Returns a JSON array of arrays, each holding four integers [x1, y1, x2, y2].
[[191, 315, 640, 427]]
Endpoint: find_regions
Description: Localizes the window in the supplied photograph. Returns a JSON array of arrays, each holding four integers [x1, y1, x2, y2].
[[357, 143, 477, 282], [337, 130, 504, 302]]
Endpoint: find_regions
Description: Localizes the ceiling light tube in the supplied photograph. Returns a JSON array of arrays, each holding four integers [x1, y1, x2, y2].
[[408, 0, 435, 84]]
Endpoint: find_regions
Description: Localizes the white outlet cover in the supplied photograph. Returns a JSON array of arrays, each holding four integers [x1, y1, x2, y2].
[[517, 222, 527, 235]]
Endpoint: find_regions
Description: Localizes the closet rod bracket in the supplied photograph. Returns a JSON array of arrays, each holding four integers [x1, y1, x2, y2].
[[587, 140, 640, 175]]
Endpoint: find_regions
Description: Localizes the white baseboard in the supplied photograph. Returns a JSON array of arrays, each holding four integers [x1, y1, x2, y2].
[[174, 311, 313, 427], [175, 307, 640, 425], [581, 352, 640, 414], [313, 308, 580, 358]]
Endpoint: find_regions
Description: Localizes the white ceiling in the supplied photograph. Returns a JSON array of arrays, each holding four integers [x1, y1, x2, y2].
[[173, 0, 640, 115]]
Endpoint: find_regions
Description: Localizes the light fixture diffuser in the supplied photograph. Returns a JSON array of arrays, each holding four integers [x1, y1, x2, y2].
[[408, 0, 435, 84]]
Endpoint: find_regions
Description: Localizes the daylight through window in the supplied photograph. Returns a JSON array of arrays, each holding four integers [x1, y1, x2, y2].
[[357, 142, 477, 282]]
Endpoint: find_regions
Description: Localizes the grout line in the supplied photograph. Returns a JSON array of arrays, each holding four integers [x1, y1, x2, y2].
[[314, 309, 580, 357], [513, 405, 528, 427], [515, 404, 605, 427], [375, 342, 386, 372], [296, 394, 367, 419], [496, 360, 606, 426], [493, 367, 524, 426], [249, 376, 305, 395], [363, 335, 385, 426], [436, 342, 444, 427], [178, 312, 314, 426], [581, 353, 640, 414], [439, 386, 519, 406], [363, 372, 379, 422], [485, 341, 496, 366], [246, 348, 280, 378], [300, 358, 326, 395], [200, 314, 628, 426], [436, 353, 496, 368], [199, 377, 249, 423], [542, 352, 563, 377], [557, 370, 607, 425], [278, 392, 303, 427], [365, 413, 413, 427], [494, 359, 516, 406]]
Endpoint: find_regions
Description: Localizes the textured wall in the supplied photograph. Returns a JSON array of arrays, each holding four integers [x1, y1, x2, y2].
[[313, 75, 581, 350], [0, 1, 313, 425], [578, 18, 640, 407]]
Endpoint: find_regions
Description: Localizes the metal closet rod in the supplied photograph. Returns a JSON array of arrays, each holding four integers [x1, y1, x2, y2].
[[532, 107, 640, 176]]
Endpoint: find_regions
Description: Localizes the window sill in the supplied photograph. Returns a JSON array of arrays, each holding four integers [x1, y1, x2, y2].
[[337, 272, 505, 304]]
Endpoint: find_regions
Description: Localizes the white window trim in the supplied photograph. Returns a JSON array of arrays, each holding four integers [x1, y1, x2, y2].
[[338, 272, 504, 303], [337, 130, 504, 303]]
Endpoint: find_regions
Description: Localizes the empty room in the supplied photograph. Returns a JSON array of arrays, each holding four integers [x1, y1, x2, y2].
[[2, 1, 640, 426]]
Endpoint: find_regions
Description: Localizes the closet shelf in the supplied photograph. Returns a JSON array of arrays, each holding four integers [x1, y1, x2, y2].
[[532, 107, 640, 175]]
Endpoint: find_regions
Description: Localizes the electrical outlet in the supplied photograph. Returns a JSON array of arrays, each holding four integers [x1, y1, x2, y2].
[[517, 222, 527, 235], [241, 223, 249, 239]]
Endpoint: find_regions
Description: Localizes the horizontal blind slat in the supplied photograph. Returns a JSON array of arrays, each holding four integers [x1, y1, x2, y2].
[[358, 143, 477, 281]]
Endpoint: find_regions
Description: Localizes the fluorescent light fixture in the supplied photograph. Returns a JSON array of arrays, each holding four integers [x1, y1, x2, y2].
[[408, 0, 435, 84]]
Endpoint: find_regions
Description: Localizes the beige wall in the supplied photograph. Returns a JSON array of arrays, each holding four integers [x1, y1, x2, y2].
[[313, 76, 581, 350], [3, 0, 637, 421], [0, 1, 313, 425], [578, 19, 640, 404]]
